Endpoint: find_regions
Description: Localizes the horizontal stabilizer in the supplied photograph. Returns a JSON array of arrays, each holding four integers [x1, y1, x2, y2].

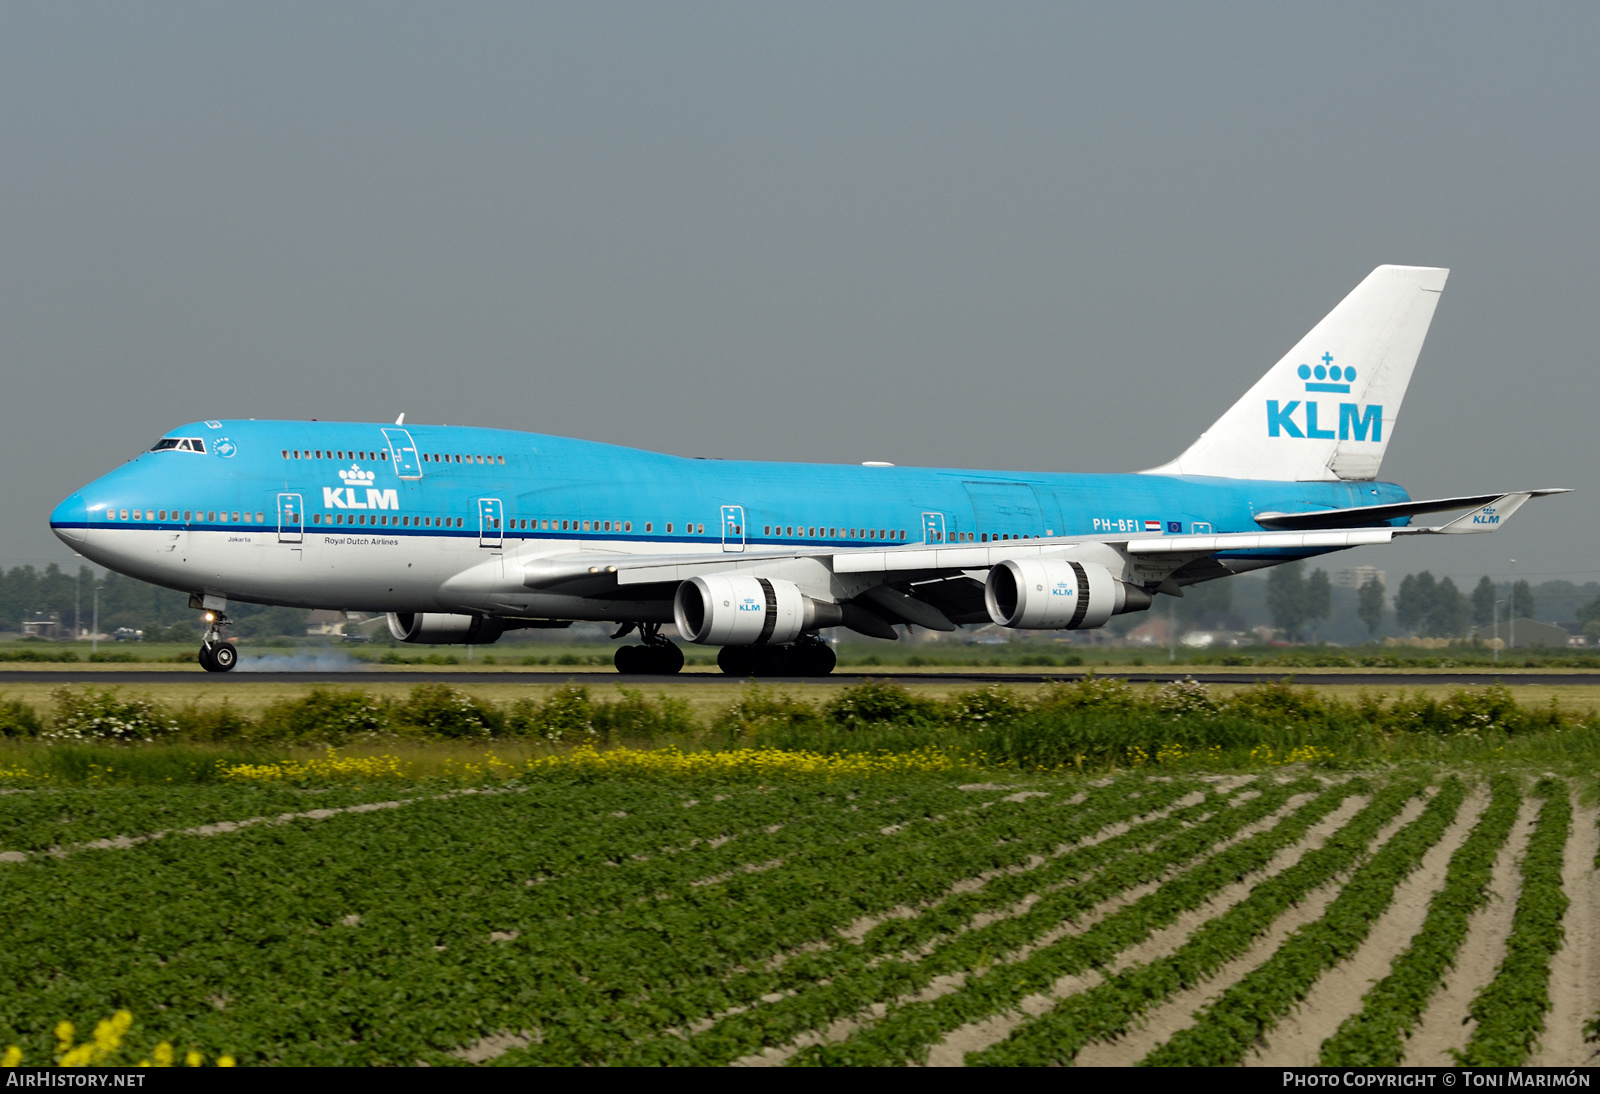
[[1254, 489, 1571, 530], [1425, 491, 1557, 535]]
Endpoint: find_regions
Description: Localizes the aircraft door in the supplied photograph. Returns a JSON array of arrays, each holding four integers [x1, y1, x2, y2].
[[277, 494, 304, 544], [922, 512, 947, 544], [381, 428, 423, 479], [721, 506, 745, 553], [478, 498, 504, 548]]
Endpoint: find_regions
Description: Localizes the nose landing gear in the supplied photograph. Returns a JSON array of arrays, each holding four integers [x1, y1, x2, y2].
[[611, 623, 685, 675], [197, 611, 238, 673]]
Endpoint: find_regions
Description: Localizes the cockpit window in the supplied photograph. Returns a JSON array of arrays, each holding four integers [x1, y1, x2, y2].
[[150, 438, 206, 453], [150, 438, 181, 451]]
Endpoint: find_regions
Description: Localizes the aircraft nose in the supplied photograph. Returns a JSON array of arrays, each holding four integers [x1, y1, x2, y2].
[[51, 493, 88, 547]]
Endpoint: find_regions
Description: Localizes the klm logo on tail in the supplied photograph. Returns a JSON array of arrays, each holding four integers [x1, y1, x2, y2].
[[1267, 354, 1382, 442]]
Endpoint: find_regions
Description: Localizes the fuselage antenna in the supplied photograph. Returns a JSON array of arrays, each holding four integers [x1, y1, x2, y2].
[[395, 413, 406, 425]]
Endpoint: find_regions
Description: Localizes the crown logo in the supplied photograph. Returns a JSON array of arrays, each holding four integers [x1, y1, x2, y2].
[[338, 465, 377, 485], [1299, 352, 1354, 393]]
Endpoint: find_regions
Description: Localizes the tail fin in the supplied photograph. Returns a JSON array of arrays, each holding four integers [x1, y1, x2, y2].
[[1143, 264, 1448, 481]]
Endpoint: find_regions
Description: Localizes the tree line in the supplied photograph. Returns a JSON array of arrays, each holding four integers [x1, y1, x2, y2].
[[0, 564, 303, 640], [1266, 562, 1594, 641]]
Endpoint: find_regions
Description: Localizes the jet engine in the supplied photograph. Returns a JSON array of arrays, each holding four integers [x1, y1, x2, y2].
[[673, 575, 843, 645], [983, 559, 1152, 630], [387, 612, 507, 645]]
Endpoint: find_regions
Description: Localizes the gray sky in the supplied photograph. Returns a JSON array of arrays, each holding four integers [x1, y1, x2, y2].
[[4, 3, 1596, 592]]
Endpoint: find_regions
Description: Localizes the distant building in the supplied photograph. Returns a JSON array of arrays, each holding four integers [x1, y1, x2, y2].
[[1472, 618, 1574, 649], [305, 610, 346, 637], [1334, 565, 1386, 590], [21, 614, 59, 638]]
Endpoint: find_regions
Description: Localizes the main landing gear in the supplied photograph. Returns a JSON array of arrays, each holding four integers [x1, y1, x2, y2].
[[717, 634, 836, 678], [612, 623, 686, 675], [197, 611, 238, 673]]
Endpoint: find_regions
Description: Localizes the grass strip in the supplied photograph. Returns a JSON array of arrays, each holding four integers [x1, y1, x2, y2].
[[1140, 776, 1466, 1067], [1319, 775, 1520, 1066], [785, 777, 1377, 1066], [970, 776, 1462, 1066], [1456, 777, 1572, 1067]]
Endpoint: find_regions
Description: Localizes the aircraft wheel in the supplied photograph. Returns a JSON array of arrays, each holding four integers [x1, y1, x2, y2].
[[211, 643, 238, 672], [753, 647, 793, 677], [197, 645, 218, 672], [791, 644, 836, 677], [651, 643, 685, 675], [717, 646, 756, 676], [614, 646, 644, 674]]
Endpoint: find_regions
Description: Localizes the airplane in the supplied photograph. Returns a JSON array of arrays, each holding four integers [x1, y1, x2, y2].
[[50, 264, 1566, 675]]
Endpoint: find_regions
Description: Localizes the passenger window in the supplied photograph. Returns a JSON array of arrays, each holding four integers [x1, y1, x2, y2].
[[666, 523, 673, 533], [292, 451, 301, 459], [624, 521, 631, 532], [207, 511, 216, 522], [696, 524, 704, 534], [313, 514, 322, 524], [497, 456, 505, 464], [184, 511, 192, 521]]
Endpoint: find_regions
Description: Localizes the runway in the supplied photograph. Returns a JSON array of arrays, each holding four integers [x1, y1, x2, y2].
[[6, 668, 1600, 687]]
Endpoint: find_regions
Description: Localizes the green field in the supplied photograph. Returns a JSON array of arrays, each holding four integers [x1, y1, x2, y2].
[[3, 677, 1599, 1066], [2, 762, 1596, 1066]]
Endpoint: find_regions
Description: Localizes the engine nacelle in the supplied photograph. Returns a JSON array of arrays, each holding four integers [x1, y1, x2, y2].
[[984, 559, 1152, 630], [387, 612, 507, 645], [673, 575, 842, 645]]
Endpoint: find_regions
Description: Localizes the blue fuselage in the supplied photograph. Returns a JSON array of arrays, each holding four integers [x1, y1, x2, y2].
[[51, 419, 1410, 613]]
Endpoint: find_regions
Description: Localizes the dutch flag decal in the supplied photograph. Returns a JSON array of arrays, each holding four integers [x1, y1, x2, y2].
[[1144, 520, 1162, 532]]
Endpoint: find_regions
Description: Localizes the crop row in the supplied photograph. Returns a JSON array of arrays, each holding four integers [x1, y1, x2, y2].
[[1140, 776, 1464, 1066], [551, 777, 1234, 1065], [970, 777, 1456, 1066], [1457, 777, 1572, 1066], [4, 773, 1166, 1064], [441, 775, 1213, 1065], [778, 777, 1376, 1065], [0, 783, 442, 854], [1318, 774, 1521, 1066]]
